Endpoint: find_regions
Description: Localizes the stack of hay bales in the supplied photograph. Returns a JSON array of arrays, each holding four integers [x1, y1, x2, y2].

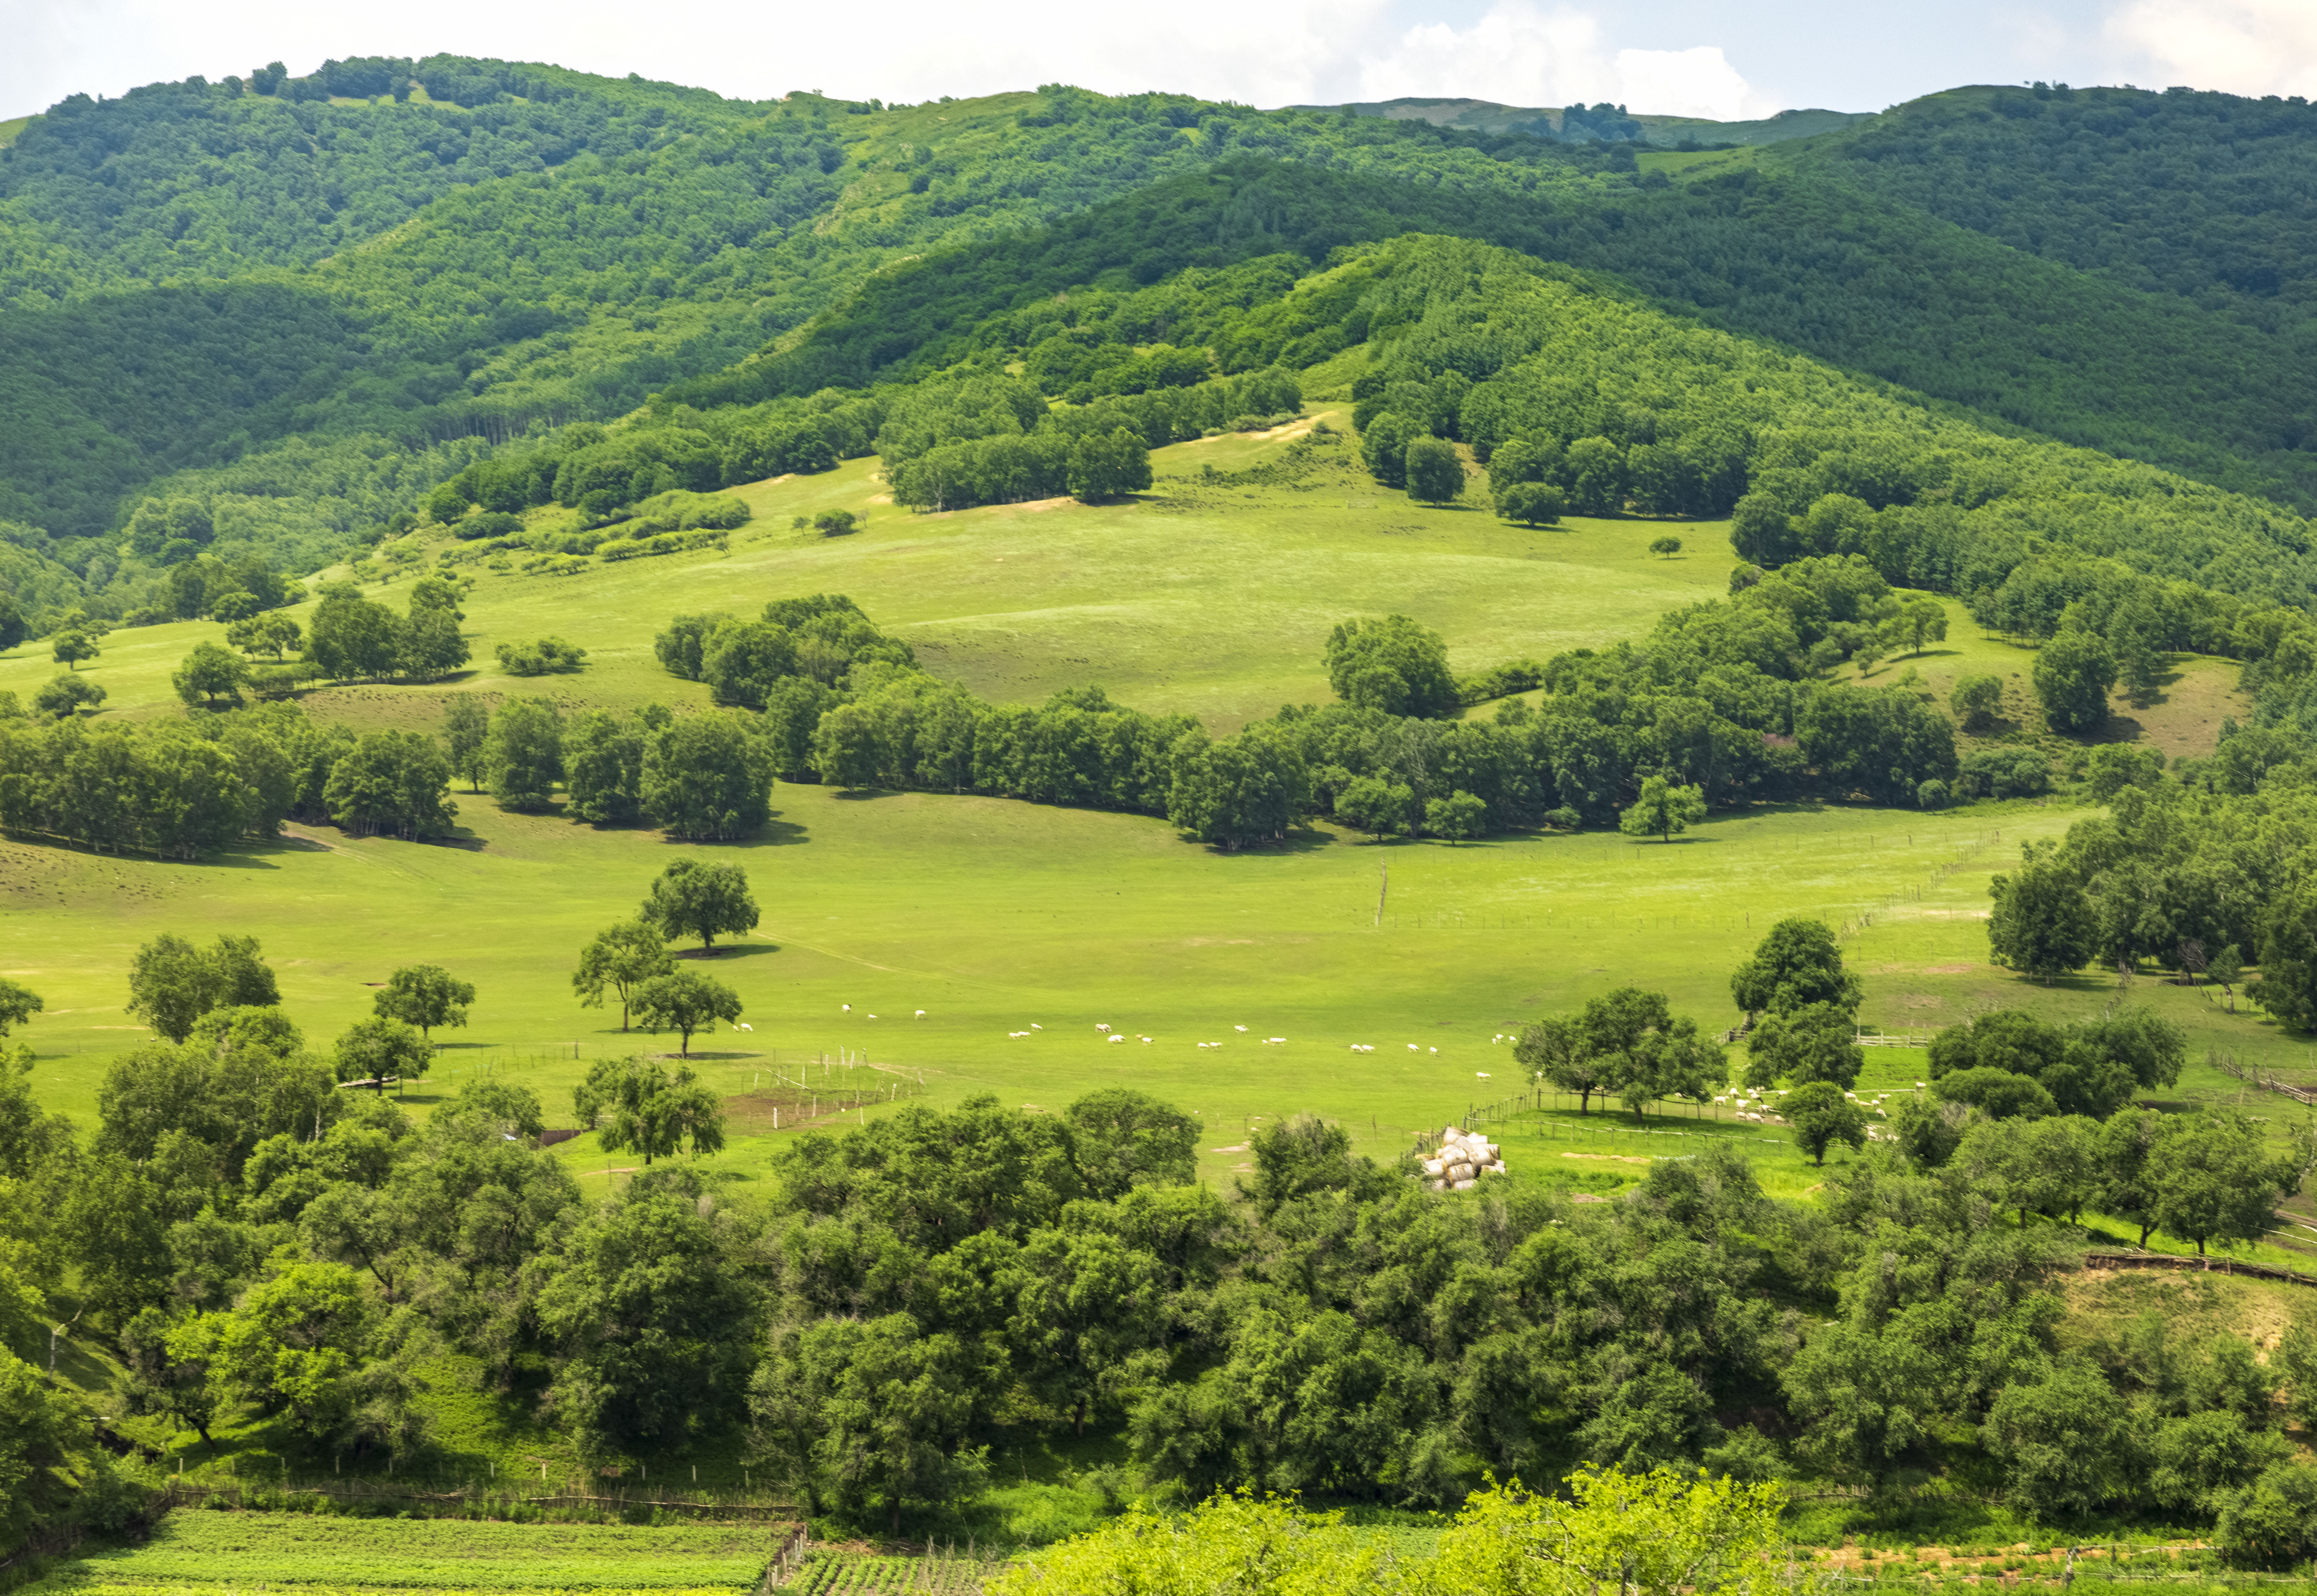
[[1421, 1125, 1505, 1191]]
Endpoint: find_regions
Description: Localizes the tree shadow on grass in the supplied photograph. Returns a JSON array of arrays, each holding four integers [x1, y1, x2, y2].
[[653, 815, 810, 848], [673, 941, 781, 961], [1198, 827, 1339, 858]]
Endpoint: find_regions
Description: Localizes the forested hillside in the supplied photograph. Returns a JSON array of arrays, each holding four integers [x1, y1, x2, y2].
[[8, 66, 2317, 650]]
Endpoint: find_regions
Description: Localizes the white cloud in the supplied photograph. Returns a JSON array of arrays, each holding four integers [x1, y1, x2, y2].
[[0, 0, 1776, 123], [1355, 2, 1780, 118], [2105, 0, 2317, 96]]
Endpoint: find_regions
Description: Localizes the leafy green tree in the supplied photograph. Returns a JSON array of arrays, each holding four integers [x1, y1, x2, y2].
[[1576, 986, 1723, 1120], [1065, 1088, 1200, 1196], [1066, 426, 1152, 502], [1322, 615, 1458, 718], [1784, 1080, 1868, 1165], [1164, 730, 1307, 850], [324, 730, 457, 839], [641, 857, 759, 953], [226, 611, 302, 660], [2033, 628, 2117, 733], [332, 1016, 430, 1095], [51, 630, 97, 670], [485, 697, 563, 811], [631, 970, 743, 1058], [1648, 535, 1682, 558], [32, 674, 104, 719], [1495, 481, 1564, 526], [755, 1312, 989, 1534], [373, 964, 474, 1044], [1618, 774, 1706, 842], [1517, 1013, 1607, 1114], [126, 933, 278, 1043], [2256, 879, 2317, 1033], [1011, 1226, 1166, 1437], [1424, 789, 1487, 843], [1951, 673, 2004, 730], [1933, 1066, 2058, 1120], [0, 984, 37, 1049], [1359, 412, 1414, 487], [572, 920, 675, 1031], [537, 1189, 757, 1450], [1404, 436, 1463, 504], [439, 694, 490, 792], [562, 709, 646, 824], [1988, 857, 2097, 981], [172, 642, 250, 709], [0, 1349, 78, 1545], [2218, 1462, 2317, 1567], [1882, 595, 1949, 656], [59, 1151, 172, 1319], [1742, 1003, 1862, 1089], [1731, 917, 1861, 1018], [2153, 1110, 2294, 1255], [1983, 1357, 2140, 1516], [0, 594, 23, 651], [1334, 775, 1413, 838], [1565, 436, 1627, 515], [640, 712, 773, 840], [812, 702, 885, 790]]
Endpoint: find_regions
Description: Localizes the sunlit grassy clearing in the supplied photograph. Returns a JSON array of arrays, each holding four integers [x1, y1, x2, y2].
[[0, 415, 1737, 735], [0, 789, 2150, 1188]]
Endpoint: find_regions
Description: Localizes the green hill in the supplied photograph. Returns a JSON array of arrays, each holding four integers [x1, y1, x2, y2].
[[1294, 96, 1868, 147]]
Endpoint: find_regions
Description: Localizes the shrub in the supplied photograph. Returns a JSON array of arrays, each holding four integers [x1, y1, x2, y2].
[[496, 637, 588, 677], [1496, 481, 1565, 526], [456, 511, 525, 541], [1957, 746, 2051, 800]]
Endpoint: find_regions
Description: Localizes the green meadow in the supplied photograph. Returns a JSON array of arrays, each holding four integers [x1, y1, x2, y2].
[[0, 413, 2287, 1195]]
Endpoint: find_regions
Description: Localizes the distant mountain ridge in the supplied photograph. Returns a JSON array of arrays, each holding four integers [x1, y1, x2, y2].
[[1286, 97, 1868, 146]]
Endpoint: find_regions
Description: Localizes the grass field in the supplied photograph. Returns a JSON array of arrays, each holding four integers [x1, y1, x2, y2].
[[0, 412, 1733, 737], [0, 413, 2293, 1194]]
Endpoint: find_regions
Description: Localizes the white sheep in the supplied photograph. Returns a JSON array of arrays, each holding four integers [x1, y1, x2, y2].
[[1407, 1044, 1419, 1052], [1108, 1035, 1125, 1044], [915, 1010, 926, 1018], [1097, 1023, 1111, 1032], [1476, 1071, 1491, 1080], [842, 1004, 851, 1012]]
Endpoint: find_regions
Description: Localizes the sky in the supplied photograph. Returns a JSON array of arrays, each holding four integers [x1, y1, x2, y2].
[[6, 0, 2317, 125]]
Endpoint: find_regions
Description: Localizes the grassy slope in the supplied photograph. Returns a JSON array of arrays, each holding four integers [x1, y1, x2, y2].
[[1, 419, 2287, 1197]]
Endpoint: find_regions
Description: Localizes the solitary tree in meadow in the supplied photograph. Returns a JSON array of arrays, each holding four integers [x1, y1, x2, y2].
[[373, 964, 474, 1044], [632, 969, 743, 1056], [173, 643, 250, 710], [331, 1015, 431, 1094], [51, 630, 98, 671], [1883, 595, 1949, 657], [1648, 535, 1682, 559], [642, 858, 760, 952], [1785, 1081, 1869, 1166]]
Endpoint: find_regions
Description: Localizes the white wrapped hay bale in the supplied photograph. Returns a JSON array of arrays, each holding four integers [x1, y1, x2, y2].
[[1452, 1177, 1478, 1191]]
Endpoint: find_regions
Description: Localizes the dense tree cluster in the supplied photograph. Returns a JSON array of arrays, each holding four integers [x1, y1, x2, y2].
[[0, 698, 460, 851], [1981, 721, 2317, 1023]]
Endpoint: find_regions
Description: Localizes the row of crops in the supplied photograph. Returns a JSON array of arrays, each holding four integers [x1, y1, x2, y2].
[[784, 1551, 1009, 1595]]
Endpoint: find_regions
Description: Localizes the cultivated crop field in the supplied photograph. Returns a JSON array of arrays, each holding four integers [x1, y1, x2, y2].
[[24, 1511, 776, 1592]]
